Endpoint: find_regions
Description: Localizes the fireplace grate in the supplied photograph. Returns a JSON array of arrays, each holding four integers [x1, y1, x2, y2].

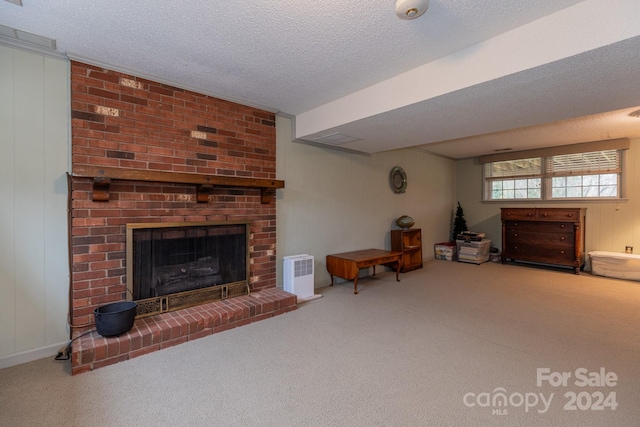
[[134, 280, 249, 318]]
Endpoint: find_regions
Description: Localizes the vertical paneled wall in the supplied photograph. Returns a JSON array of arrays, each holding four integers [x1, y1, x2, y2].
[[0, 45, 69, 364]]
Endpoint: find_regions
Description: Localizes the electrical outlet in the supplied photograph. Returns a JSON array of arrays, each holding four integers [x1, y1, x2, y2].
[[625, 246, 633, 254]]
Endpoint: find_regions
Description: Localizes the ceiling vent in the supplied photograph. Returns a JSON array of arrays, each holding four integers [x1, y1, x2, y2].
[[314, 132, 361, 146], [0, 24, 56, 50]]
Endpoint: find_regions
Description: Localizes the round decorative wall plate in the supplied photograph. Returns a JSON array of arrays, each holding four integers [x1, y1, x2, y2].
[[390, 166, 407, 193]]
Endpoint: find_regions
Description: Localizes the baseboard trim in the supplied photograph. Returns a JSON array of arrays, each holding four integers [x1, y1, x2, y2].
[[0, 341, 68, 370]]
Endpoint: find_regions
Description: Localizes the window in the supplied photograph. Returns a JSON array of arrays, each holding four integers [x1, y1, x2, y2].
[[547, 151, 620, 199], [486, 158, 542, 200], [481, 139, 629, 201]]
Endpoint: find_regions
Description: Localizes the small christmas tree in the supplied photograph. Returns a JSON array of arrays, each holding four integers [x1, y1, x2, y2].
[[452, 202, 468, 241]]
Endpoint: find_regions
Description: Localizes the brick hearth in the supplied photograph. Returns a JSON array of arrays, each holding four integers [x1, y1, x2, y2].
[[72, 288, 295, 375]]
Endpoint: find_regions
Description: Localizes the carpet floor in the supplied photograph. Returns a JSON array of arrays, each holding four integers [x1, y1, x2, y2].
[[1, 260, 639, 426]]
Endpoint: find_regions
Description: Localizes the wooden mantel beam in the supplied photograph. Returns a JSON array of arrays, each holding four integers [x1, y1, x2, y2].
[[71, 165, 285, 204]]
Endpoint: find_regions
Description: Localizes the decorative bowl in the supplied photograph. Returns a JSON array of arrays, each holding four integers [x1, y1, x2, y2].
[[396, 215, 415, 229]]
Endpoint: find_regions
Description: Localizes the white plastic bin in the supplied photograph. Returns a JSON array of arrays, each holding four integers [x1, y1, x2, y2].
[[589, 251, 640, 281], [456, 239, 491, 264]]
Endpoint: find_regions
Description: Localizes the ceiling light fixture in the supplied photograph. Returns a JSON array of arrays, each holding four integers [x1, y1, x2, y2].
[[395, 0, 429, 20]]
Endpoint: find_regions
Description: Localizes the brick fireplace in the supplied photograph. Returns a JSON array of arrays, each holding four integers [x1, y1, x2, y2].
[[69, 62, 295, 374]]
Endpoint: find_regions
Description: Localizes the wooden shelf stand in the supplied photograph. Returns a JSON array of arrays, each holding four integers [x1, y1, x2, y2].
[[391, 228, 423, 272]]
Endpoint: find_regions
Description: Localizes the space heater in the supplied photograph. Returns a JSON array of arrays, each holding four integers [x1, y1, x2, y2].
[[283, 255, 321, 302]]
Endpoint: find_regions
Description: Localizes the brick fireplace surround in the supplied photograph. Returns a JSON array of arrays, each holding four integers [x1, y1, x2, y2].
[[69, 62, 295, 374]]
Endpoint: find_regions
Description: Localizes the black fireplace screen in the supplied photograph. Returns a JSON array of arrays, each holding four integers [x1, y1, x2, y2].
[[126, 222, 249, 301]]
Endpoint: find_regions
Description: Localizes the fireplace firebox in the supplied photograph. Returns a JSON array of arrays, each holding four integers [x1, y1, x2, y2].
[[126, 221, 250, 317]]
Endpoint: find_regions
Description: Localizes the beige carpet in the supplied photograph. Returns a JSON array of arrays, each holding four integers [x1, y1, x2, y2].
[[1, 260, 639, 426]]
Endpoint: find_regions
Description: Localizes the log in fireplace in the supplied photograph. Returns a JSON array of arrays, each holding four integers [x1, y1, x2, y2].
[[126, 221, 250, 317]]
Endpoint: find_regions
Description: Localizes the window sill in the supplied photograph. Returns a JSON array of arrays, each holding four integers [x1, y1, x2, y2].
[[482, 198, 628, 204]]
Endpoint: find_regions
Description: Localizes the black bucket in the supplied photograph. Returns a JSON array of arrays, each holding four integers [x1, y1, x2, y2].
[[94, 301, 138, 337]]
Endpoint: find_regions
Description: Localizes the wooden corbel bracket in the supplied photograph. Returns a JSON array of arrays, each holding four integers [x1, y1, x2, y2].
[[92, 177, 112, 202], [196, 184, 214, 203], [260, 188, 276, 204]]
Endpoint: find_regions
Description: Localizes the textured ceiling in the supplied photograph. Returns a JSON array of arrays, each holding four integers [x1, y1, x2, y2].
[[2, 0, 640, 158]]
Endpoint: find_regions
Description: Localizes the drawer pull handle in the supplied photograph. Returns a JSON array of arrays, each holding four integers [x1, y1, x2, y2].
[[560, 250, 565, 254], [514, 233, 518, 237], [527, 213, 533, 216], [560, 224, 565, 228], [560, 237, 565, 241], [543, 213, 548, 217], [567, 213, 573, 217]]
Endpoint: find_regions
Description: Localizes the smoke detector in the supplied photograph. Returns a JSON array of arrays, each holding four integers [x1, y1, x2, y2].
[[396, 0, 429, 20]]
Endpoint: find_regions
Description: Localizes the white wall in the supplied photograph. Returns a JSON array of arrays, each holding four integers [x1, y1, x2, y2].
[[455, 138, 640, 265], [275, 115, 457, 288], [0, 45, 70, 368]]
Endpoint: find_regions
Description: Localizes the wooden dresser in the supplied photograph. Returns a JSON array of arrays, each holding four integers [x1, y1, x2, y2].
[[501, 208, 586, 273]]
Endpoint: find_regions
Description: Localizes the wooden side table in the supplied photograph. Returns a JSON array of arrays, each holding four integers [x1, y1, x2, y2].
[[326, 249, 402, 294]]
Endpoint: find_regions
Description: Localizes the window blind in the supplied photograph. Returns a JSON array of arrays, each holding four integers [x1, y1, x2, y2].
[[479, 138, 629, 164], [484, 157, 541, 179], [547, 150, 621, 176]]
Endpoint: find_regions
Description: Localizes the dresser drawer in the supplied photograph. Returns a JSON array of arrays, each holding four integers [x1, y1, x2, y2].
[[506, 221, 574, 233], [504, 244, 575, 264], [501, 209, 537, 221], [537, 222, 575, 233], [537, 209, 582, 222], [505, 230, 574, 247]]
